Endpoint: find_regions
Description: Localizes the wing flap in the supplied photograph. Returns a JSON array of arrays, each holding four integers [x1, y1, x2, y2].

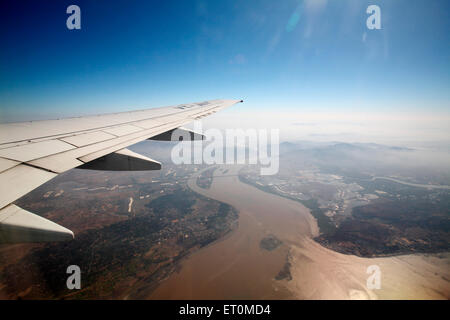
[[75, 121, 186, 165], [0, 164, 56, 209], [60, 131, 116, 147], [0, 139, 75, 162], [0, 204, 74, 243], [0, 158, 20, 173], [102, 124, 143, 137]]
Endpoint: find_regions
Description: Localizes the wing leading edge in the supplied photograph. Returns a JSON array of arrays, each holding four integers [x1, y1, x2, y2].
[[0, 99, 242, 243]]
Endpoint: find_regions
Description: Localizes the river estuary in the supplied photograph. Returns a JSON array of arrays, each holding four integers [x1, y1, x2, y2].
[[149, 165, 449, 300]]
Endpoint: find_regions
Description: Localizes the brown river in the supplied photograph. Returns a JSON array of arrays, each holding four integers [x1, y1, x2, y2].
[[148, 165, 449, 300]]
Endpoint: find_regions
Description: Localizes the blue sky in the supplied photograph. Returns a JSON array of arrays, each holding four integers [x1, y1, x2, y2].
[[0, 0, 449, 122]]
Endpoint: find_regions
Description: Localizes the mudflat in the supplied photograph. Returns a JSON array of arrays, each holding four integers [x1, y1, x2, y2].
[[149, 165, 450, 300]]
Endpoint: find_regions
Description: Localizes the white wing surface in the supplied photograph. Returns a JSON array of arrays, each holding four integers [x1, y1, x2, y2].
[[0, 99, 242, 243]]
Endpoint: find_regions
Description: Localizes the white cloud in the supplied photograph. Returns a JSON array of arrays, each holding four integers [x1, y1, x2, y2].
[[199, 109, 450, 146]]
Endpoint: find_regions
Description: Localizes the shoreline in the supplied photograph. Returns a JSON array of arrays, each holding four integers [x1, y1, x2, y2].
[[149, 165, 450, 300]]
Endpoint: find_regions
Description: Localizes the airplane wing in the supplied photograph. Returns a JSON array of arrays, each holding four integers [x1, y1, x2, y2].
[[0, 99, 242, 243]]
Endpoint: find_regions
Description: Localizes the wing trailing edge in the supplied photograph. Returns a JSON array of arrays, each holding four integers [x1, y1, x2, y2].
[[0, 204, 74, 243]]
